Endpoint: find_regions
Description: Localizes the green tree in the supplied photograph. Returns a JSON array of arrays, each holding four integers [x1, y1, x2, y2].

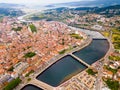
[[4, 78, 21, 90]]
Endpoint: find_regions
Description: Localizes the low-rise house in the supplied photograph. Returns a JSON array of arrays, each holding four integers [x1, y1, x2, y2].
[[0, 74, 11, 85], [13, 62, 29, 75], [11, 72, 18, 79], [109, 64, 117, 69], [22, 66, 34, 77], [117, 69, 120, 77], [103, 69, 113, 78]]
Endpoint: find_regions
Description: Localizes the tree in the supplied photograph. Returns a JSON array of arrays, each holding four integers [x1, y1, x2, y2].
[[4, 78, 21, 90]]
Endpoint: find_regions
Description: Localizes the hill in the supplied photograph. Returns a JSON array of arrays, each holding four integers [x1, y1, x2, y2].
[[0, 3, 24, 8], [46, 0, 120, 7], [73, 5, 120, 17]]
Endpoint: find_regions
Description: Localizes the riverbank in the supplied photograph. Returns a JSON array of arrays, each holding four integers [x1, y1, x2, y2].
[[17, 11, 111, 90], [34, 36, 92, 77], [19, 35, 92, 90]]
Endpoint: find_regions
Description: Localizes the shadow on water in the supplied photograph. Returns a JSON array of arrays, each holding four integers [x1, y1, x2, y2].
[[21, 84, 43, 90]]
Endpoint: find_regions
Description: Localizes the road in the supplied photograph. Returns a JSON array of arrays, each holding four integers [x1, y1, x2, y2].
[[17, 36, 92, 90], [95, 30, 114, 90], [17, 10, 113, 90]]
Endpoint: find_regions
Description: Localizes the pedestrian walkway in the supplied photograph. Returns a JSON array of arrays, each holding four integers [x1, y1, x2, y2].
[[69, 53, 90, 67], [29, 79, 54, 90]]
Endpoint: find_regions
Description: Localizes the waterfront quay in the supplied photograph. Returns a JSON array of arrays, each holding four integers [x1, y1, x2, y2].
[[19, 36, 92, 90], [17, 21, 110, 90], [19, 30, 110, 90], [19, 29, 110, 90]]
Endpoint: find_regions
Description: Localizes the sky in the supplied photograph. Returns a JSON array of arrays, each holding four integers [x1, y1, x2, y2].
[[0, 0, 93, 5]]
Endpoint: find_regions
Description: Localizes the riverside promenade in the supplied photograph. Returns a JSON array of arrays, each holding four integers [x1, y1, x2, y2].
[[34, 36, 92, 78], [19, 36, 92, 90], [95, 36, 114, 90], [28, 79, 54, 90]]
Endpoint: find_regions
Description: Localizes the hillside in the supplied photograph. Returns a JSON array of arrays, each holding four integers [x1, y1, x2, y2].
[[46, 0, 120, 7], [0, 8, 24, 16], [0, 3, 24, 8], [93, 5, 120, 17], [73, 5, 120, 17]]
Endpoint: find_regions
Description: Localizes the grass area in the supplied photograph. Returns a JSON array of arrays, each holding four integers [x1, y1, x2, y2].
[[30, 15, 47, 20], [4, 78, 21, 90], [109, 55, 120, 61], [70, 33, 83, 39], [24, 52, 36, 58], [59, 49, 66, 54], [86, 68, 97, 75], [111, 28, 120, 50], [12, 27, 22, 31], [112, 28, 120, 34], [101, 31, 110, 37], [25, 70, 34, 77], [97, 21, 103, 25], [112, 34, 120, 50], [112, 34, 120, 42], [59, 46, 74, 54], [105, 79, 119, 90], [114, 43, 120, 50], [27, 78, 31, 81], [29, 24, 37, 33], [38, 14, 47, 19]]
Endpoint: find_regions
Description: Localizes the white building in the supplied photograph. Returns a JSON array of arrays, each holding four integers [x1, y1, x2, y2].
[[14, 62, 29, 74], [11, 72, 19, 78]]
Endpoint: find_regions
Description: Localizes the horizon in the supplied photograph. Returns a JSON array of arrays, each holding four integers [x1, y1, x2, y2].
[[0, 0, 95, 5]]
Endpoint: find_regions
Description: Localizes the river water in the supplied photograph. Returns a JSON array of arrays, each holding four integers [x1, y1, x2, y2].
[[36, 39, 109, 87], [73, 39, 109, 65], [37, 55, 87, 87], [21, 84, 43, 90]]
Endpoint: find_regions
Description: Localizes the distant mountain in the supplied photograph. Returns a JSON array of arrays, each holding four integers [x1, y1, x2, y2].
[[93, 5, 120, 12], [47, 5, 120, 17], [93, 5, 120, 17], [0, 8, 24, 17], [72, 5, 120, 16], [72, 5, 120, 10], [0, 3, 25, 8], [46, 0, 120, 7]]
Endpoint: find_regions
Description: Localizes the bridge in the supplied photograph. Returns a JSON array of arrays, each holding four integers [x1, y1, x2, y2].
[[29, 79, 54, 90], [69, 53, 90, 67]]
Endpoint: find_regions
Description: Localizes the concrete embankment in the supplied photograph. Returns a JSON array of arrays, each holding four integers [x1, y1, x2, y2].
[[19, 36, 92, 90], [69, 26, 106, 39]]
